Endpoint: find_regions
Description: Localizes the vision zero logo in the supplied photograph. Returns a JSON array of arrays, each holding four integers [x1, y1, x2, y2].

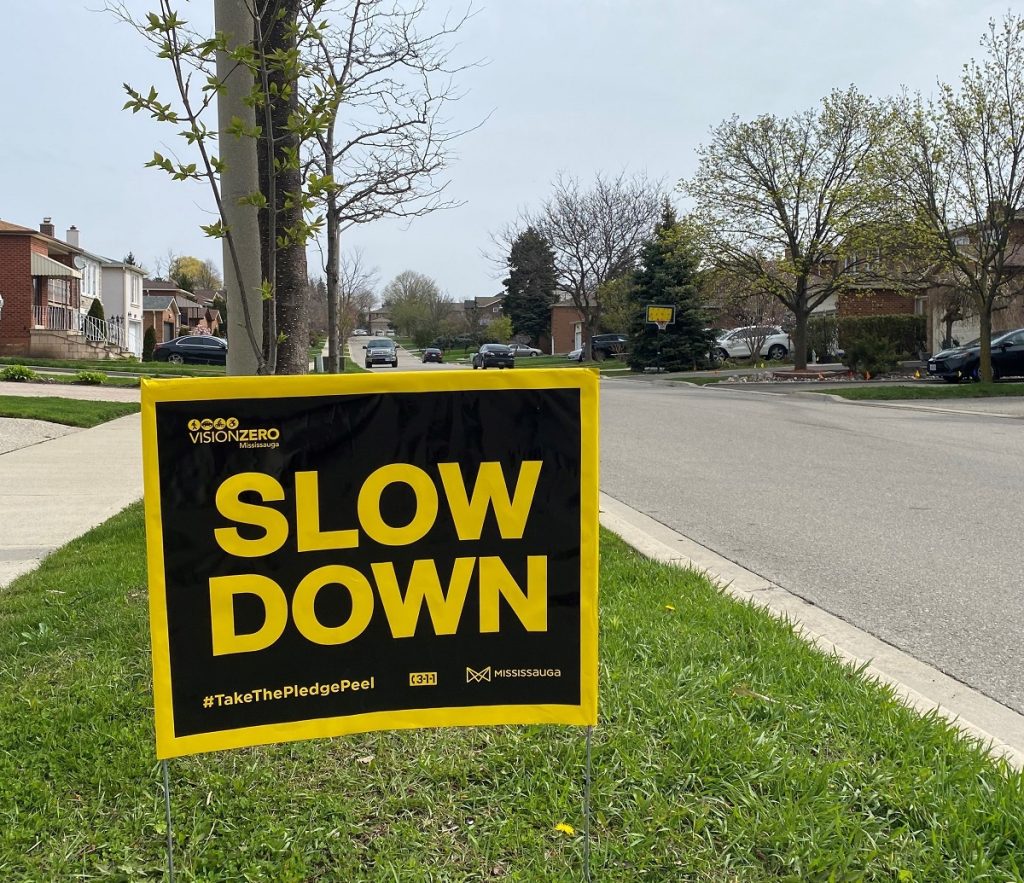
[[187, 416, 281, 449], [466, 665, 561, 683]]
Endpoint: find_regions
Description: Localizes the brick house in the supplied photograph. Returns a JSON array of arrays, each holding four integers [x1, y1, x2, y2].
[[540, 302, 586, 355], [144, 280, 221, 335], [0, 217, 133, 359], [142, 296, 181, 343]]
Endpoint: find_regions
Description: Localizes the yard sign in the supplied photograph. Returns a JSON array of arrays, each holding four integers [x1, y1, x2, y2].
[[141, 370, 599, 758]]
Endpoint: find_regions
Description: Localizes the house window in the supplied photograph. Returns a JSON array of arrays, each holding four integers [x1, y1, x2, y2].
[[131, 276, 141, 307]]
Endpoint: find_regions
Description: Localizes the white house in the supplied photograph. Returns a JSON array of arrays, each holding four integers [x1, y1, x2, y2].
[[100, 258, 145, 357]]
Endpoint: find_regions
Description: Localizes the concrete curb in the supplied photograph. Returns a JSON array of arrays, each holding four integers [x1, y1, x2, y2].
[[810, 392, 1024, 420], [599, 492, 1024, 771]]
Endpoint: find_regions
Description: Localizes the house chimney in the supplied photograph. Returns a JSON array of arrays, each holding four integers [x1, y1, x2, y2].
[[39, 217, 55, 237], [66, 225, 80, 248]]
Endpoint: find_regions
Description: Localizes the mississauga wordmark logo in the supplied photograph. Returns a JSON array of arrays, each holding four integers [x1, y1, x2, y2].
[[187, 417, 281, 449], [466, 665, 561, 683]]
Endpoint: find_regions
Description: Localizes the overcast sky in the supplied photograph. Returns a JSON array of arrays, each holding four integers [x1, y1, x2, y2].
[[0, 1, 1009, 300]]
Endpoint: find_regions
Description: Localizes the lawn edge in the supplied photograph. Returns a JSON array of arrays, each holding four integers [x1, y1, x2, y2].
[[598, 491, 1024, 771]]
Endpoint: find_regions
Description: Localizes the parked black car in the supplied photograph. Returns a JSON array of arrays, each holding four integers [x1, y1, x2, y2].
[[472, 343, 515, 369], [422, 347, 443, 363], [363, 338, 399, 368], [153, 335, 227, 365], [927, 328, 1024, 382]]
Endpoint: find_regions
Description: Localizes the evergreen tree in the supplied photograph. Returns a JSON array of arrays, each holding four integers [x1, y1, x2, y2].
[[627, 202, 712, 372], [502, 227, 557, 341], [87, 298, 105, 321], [142, 326, 157, 361]]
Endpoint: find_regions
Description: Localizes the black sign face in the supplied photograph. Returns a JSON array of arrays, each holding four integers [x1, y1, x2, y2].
[[142, 371, 598, 758]]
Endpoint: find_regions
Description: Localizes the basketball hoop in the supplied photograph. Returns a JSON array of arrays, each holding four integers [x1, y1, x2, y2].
[[646, 304, 675, 330]]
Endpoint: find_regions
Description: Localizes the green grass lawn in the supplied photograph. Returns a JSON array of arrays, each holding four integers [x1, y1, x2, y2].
[[0, 356, 225, 377], [0, 395, 140, 427], [1, 507, 1021, 880], [817, 382, 1024, 401]]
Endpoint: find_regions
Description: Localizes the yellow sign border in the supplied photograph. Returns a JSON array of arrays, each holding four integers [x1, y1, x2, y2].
[[142, 369, 599, 758]]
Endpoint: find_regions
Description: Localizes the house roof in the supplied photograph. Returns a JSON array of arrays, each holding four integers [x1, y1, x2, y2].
[[0, 218, 82, 256], [143, 295, 180, 314], [174, 293, 202, 310], [144, 279, 192, 296], [99, 256, 146, 275], [193, 288, 224, 305], [0, 219, 36, 235]]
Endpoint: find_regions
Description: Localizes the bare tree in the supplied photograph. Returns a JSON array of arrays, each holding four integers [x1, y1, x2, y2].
[[684, 87, 906, 370], [524, 171, 663, 359], [114, 0, 468, 374], [300, 0, 474, 372], [338, 248, 379, 351], [887, 14, 1024, 381]]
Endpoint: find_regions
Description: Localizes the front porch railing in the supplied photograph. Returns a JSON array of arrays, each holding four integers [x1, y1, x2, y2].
[[32, 305, 126, 349]]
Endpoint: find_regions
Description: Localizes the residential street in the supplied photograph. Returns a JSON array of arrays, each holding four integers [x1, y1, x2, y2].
[[601, 380, 1024, 715]]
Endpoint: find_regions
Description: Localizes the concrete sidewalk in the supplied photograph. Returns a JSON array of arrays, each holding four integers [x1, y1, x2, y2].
[[0, 380, 140, 402], [0, 413, 142, 588]]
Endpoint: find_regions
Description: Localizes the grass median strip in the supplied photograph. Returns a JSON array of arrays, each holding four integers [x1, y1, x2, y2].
[[0, 507, 1020, 880], [0, 356, 225, 377], [814, 382, 1024, 400], [0, 395, 139, 427]]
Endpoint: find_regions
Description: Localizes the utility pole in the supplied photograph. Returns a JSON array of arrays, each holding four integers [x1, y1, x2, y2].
[[215, 0, 263, 376]]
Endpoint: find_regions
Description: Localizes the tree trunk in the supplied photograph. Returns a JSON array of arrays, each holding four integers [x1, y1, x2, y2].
[[325, 208, 340, 373], [978, 300, 992, 383], [792, 278, 809, 370], [215, 0, 264, 376], [258, 0, 308, 375]]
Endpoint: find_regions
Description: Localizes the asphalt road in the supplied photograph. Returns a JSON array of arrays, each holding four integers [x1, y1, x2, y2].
[[601, 380, 1024, 714], [347, 336, 466, 371]]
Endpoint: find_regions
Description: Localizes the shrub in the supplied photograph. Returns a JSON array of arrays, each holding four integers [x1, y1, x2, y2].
[[842, 335, 900, 377], [838, 314, 926, 361], [73, 370, 107, 385], [86, 298, 105, 321], [142, 327, 157, 362], [0, 365, 38, 382]]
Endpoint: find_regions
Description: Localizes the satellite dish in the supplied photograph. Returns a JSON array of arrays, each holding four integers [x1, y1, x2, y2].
[[73, 256, 87, 270]]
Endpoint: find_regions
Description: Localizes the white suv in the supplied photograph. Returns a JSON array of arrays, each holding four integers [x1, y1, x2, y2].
[[715, 326, 791, 361]]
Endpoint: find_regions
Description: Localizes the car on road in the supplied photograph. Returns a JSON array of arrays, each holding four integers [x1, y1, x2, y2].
[[927, 327, 1024, 382], [421, 347, 443, 364], [353, 328, 368, 336], [363, 337, 399, 368], [153, 335, 227, 365], [472, 343, 515, 369], [508, 343, 542, 357], [714, 326, 791, 361], [567, 347, 584, 361]]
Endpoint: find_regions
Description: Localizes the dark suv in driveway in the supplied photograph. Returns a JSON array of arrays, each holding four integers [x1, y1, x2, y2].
[[590, 333, 628, 361], [363, 338, 399, 368]]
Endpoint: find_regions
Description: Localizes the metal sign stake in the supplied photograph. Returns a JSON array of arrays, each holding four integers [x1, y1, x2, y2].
[[584, 725, 593, 882], [162, 759, 176, 883]]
